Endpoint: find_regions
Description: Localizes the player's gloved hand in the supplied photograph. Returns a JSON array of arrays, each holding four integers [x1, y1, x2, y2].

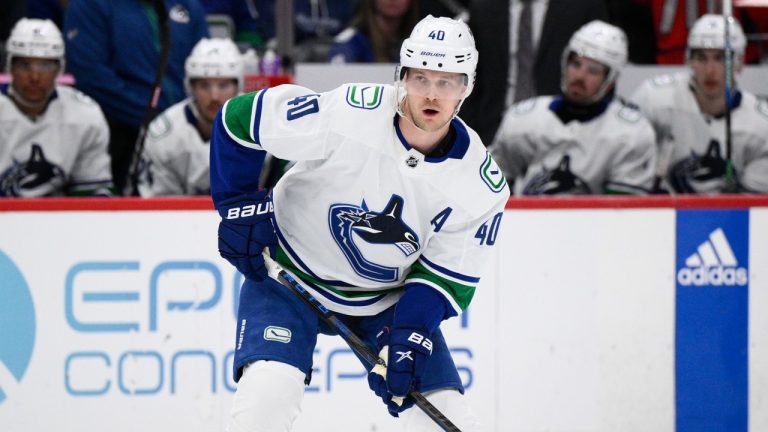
[[367, 326, 433, 417], [216, 190, 277, 282]]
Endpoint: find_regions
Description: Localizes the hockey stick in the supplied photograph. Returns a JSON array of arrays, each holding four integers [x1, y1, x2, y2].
[[125, 0, 171, 196], [722, 0, 737, 192], [262, 252, 462, 432]]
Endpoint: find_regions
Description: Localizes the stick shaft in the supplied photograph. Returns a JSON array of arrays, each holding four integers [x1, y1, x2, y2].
[[125, 0, 171, 195], [723, 1, 737, 191]]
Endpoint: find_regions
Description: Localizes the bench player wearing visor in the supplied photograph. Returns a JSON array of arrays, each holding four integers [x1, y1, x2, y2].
[[631, 14, 768, 193], [489, 20, 656, 195], [138, 38, 243, 196], [210, 15, 508, 432], [0, 18, 112, 197]]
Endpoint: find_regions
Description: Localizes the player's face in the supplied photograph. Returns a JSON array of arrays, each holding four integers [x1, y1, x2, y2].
[[10, 57, 59, 104], [402, 68, 465, 132], [191, 78, 239, 122], [689, 49, 733, 99], [563, 55, 609, 104]]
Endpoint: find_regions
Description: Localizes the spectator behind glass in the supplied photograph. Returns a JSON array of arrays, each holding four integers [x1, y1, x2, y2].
[[199, 0, 266, 48], [489, 20, 657, 196], [0, 18, 112, 197], [253, 0, 353, 44], [460, 0, 607, 145], [138, 38, 243, 197], [63, 0, 209, 194], [329, 0, 420, 63], [631, 14, 768, 194], [27, 0, 67, 30]]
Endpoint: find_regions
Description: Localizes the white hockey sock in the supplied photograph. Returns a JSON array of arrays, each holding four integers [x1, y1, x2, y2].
[[401, 389, 483, 432], [226, 360, 305, 432]]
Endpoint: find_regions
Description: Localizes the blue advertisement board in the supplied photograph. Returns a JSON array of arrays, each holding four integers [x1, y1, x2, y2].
[[676, 209, 749, 432]]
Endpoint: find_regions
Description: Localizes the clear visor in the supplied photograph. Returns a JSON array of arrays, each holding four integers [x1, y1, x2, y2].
[[11, 57, 60, 73], [403, 69, 467, 100], [190, 78, 239, 94]]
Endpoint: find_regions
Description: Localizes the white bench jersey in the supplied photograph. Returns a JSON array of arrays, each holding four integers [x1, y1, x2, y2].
[[138, 99, 211, 196], [490, 95, 657, 195], [0, 85, 112, 196], [632, 72, 768, 193]]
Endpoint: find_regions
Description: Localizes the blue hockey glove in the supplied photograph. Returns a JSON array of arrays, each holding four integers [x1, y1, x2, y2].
[[216, 191, 277, 282], [367, 326, 432, 417]]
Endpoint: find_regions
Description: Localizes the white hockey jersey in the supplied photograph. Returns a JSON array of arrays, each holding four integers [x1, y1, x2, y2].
[[215, 83, 509, 316], [138, 99, 211, 196], [0, 85, 112, 197], [489, 96, 657, 195], [631, 72, 768, 193]]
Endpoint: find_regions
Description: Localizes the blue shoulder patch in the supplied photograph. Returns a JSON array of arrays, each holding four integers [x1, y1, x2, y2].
[[346, 85, 384, 110]]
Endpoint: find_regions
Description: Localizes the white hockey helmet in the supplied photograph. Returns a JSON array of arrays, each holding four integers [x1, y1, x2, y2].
[[184, 38, 244, 94], [5, 18, 65, 72], [687, 14, 747, 64], [560, 20, 627, 102], [396, 15, 478, 117]]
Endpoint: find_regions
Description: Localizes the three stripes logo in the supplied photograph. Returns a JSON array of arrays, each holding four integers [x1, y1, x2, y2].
[[677, 227, 748, 286]]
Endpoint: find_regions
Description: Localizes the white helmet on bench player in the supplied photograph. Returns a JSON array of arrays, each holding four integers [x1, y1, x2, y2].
[[396, 15, 478, 119], [184, 38, 244, 94], [560, 20, 627, 102], [5, 18, 65, 73], [687, 14, 747, 67]]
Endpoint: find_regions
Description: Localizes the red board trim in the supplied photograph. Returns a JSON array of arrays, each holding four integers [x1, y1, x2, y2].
[[1, 195, 767, 212]]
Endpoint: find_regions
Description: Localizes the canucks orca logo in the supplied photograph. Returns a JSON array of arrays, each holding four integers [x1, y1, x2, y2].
[[0, 144, 67, 197], [669, 139, 734, 193], [523, 154, 591, 195], [329, 195, 419, 282], [0, 250, 36, 405]]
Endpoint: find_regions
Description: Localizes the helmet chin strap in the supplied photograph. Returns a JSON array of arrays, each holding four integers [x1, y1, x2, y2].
[[8, 83, 54, 112]]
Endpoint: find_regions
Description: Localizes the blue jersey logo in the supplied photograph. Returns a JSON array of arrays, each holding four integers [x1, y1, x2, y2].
[[328, 195, 419, 282], [0, 250, 36, 405]]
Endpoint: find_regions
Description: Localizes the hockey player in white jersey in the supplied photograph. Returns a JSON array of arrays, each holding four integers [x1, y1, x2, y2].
[[631, 14, 768, 193], [0, 18, 112, 197], [489, 20, 657, 195], [210, 15, 508, 432], [138, 38, 244, 196]]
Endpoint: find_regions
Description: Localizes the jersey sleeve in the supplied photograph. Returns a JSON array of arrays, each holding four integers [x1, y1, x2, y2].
[[67, 106, 113, 196], [404, 196, 507, 316], [210, 84, 337, 203], [605, 112, 658, 194]]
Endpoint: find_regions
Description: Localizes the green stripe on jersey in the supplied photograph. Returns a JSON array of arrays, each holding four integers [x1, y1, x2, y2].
[[275, 247, 402, 299], [405, 261, 476, 311], [224, 91, 259, 143]]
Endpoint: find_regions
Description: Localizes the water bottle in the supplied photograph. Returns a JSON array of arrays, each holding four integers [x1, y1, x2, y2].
[[260, 48, 282, 76], [242, 48, 260, 76]]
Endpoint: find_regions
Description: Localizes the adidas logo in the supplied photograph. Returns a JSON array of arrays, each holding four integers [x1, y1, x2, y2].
[[677, 228, 748, 286]]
